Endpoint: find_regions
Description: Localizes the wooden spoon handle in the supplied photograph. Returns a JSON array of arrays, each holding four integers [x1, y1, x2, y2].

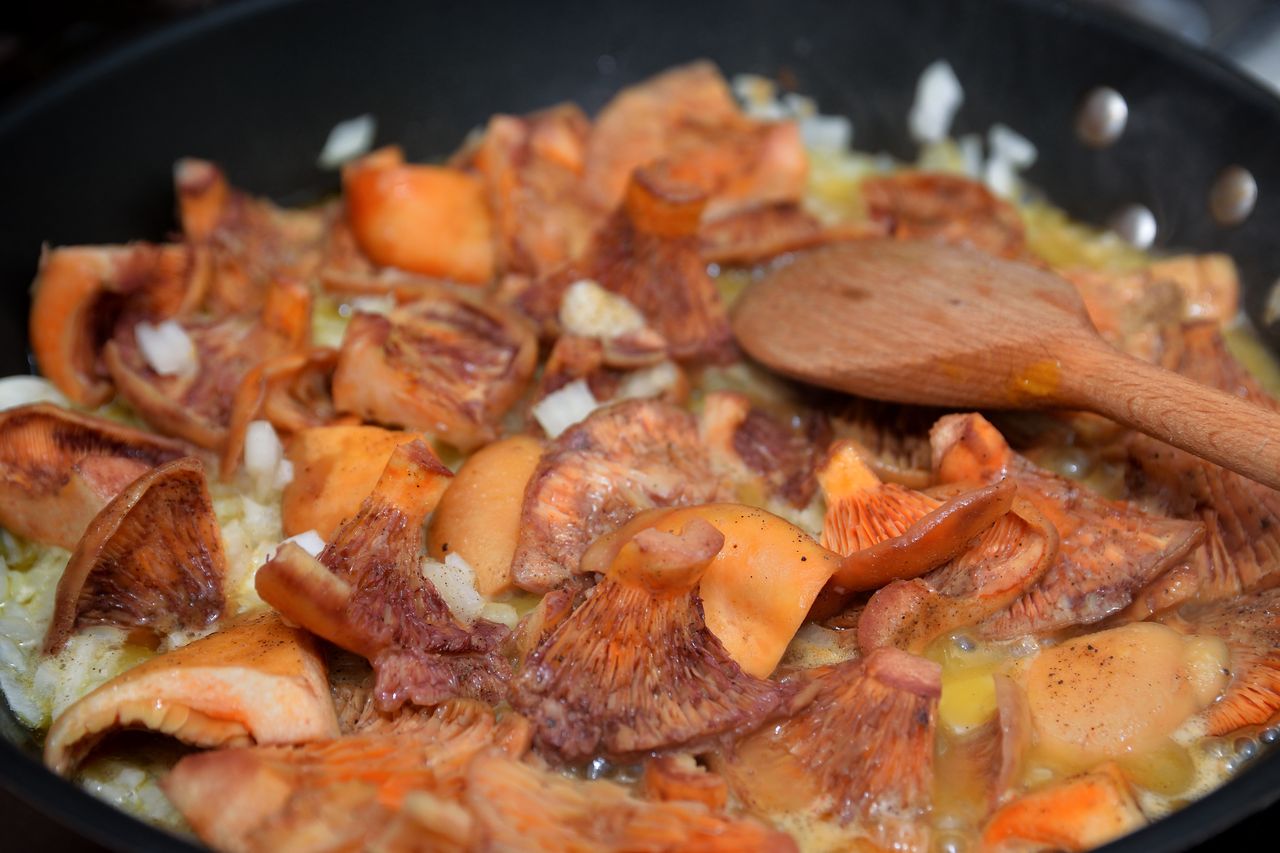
[[1056, 337, 1280, 491]]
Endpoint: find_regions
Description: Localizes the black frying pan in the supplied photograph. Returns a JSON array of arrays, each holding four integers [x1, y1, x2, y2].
[[0, 0, 1278, 849]]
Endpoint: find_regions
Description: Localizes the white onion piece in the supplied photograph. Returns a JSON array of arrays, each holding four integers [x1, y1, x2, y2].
[[282, 529, 326, 558], [799, 114, 853, 152], [531, 380, 599, 439], [317, 114, 376, 170], [988, 123, 1038, 169], [244, 420, 284, 495], [909, 59, 964, 144], [0, 376, 69, 411], [422, 553, 485, 625], [559, 280, 646, 339], [135, 320, 197, 377]]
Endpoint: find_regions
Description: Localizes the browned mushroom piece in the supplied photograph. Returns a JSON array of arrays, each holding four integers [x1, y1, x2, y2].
[[980, 763, 1145, 853], [511, 398, 723, 593], [0, 403, 187, 549], [162, 699, 528, 853], [1127, 322, 1280, 615], [713, 647, 941, 851], [817, 441, 1016, 594], [699, 391, 831, 509], [43, 456, 226, 654], [861, 171, 1027, 259], [462, 750, 797, 853], [175, 158, 328, 316], [44, 612, 339, 776], [641, 753, 730, 811], [699, 203, 886, 267], [932, 413, 1206, 637], [1162, 586, 1280, 736], [858, 496, 1059, 655], [29, 243, 202, 407], [331, 286, 537, 452], [103, 279, 312, 450], [511, 517, 788, 761], [826, 396, 941, 489], [467, 103, 601, 278], [256, 440, 512, 712]]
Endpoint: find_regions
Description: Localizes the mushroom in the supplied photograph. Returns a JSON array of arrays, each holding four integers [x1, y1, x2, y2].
[[1161, 586, 1280, 736], [699, 390, 831, 509], [280, 424, 425, 540], [103, 279, 311, 449], [981, 763, 1145, 853], [0, 403, 186, 549], [43, 612, 339, 776], [256, 440, 512, 712], [29, 243, 200, 406], [699, 202, 887, 266], [858, 496, 1059, 654], [43, 456, 227, 654], [460, 750, 796, 852], [511, 398, 724, 593], [827, 396, 940, 489], [581, 60, 806, 222], [175, 158, 328, 316], [467, 103, 600, 278], [932, 413, 1207, 637], [817, 440, 1017, 594], [861, 171, 1027, 259], [641, 754, 730, 811], [1127, 322, 1280, 613], [713, 647, 941, 852], [331, 285, 537, 452], [162, 699, 526, 853], [510, 516, 789, 761]]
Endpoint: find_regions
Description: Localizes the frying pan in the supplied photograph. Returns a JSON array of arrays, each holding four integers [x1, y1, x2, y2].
[[0, 0, 1278, 850]]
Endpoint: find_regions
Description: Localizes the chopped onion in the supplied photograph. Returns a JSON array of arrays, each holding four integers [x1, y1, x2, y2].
[[984, 157, 1018, 199], [617, 361, 681, 401], [135, 320, 197, 377], [479, 602, 519, 629], [244, 420, 284, 495], [799, 114, 853, 152], [531, 380, 599, 439], [958, 133, 984, 178], [317, 114, 376, 170], [559, 280, 646, 338], [282, 529, 326, 558], [988, 123, 1037, 169], [422, 553, 485, 625], [0, 376, 69, 411], [909, 59, 964, 144]]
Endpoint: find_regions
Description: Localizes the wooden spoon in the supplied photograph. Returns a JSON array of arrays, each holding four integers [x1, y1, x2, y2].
[[732, 239, 1280, 491]]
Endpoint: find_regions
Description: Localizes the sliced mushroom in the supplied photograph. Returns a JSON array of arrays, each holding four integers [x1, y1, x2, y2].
[[858, 496, 1058, 654], [981, 763, 1145, 853], [511, 517, 788, 761], [642, 754, 730, 811], [331, 286, 537, 452], [713, 647, 941, 851], [162, 699, 526, 853], [582, 60, 806, 222], [0, 403, 186, 548], [462, 750, 795, 852], [699, 202, 885, 266], [44, 612, 339, 776], [103, 279, 311, 449], [818, 440, 1016, 593], [861, 171, 1027, 259], [699, 390, 831, 509], [343, 146, 494, 284], [176, 158, 328, 315], [280, 424, 424, 539], [827, 396, 940, 489], [932, 413, 1206, 637], [1127, 322, 1280, 612], [511, 398, 723, 593], [43, 456, 226, 654], [1163, 586, 1280, 736], [257, 441, 512, 712], [29, 243, 200, 406], [468, 103, 601, 277]]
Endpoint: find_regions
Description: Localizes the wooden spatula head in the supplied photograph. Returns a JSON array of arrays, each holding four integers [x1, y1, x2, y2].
[[731, 239, 1096, 409]]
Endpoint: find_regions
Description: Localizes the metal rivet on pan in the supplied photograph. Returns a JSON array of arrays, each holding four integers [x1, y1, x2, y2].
[[1209, 165, 1257, 226], [1109, 203, 1157, 249], [1076, 86, 1128, 148]]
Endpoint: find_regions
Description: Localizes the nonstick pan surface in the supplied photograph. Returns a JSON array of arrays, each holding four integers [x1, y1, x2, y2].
[[0, 0, 1277, 850]]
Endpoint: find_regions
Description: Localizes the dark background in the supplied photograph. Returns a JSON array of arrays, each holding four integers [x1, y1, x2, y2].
[[0, 0, 1276, 850]]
